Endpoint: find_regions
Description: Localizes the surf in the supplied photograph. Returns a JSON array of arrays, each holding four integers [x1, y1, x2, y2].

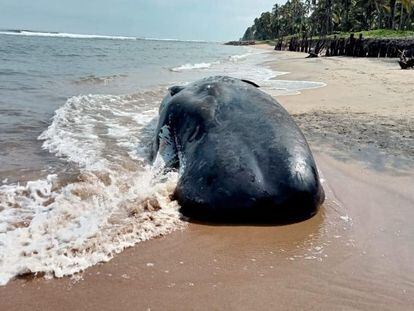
[[0, 90, 185, 285]]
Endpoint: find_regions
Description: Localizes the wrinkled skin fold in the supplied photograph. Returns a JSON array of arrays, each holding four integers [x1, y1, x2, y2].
[[151, 76, 324, 223]]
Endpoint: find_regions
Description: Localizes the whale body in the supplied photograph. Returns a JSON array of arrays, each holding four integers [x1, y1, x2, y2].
[[151, 76, 324, 223]]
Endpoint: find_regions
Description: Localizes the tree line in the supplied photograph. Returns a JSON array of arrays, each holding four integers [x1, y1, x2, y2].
[[242, 0, 414, 40]]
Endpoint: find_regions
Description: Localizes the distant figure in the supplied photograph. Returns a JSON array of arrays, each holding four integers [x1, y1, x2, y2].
[[399, 50, 414, 69]]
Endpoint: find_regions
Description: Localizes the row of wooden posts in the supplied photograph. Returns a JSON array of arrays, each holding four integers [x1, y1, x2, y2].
[[274, 34, 414, 58]]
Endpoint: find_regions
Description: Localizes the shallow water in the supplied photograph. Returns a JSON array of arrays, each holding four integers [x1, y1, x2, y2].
[[0, 33, 325, 285]]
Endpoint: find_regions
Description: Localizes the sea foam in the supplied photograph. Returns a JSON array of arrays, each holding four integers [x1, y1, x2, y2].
[[0, 90, 184, 285], [0, 30, 211, 43], [0, 30, 137, 40], [170, 62, 217, 72]]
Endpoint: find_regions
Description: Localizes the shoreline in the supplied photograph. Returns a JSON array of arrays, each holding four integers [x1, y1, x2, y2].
[[258, 46, 414, 172], [1, 48, 414, 310]]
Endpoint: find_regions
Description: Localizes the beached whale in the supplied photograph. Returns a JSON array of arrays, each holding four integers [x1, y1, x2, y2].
[[151, 76, 324, 222]]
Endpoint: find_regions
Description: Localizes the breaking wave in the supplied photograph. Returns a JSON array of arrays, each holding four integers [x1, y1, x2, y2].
[[0, 30, 212, 43], [170, 52, 253, 72], [170, 62, 217, 72], [228, 53, 250, 62], [0, 89, 184, 285], [0, 30, 137, 40]]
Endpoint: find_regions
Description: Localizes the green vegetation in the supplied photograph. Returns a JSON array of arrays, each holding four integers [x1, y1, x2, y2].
[[243, 0, 414, 41], [347, 29, 414, 37], [253, 39, 278, 45]]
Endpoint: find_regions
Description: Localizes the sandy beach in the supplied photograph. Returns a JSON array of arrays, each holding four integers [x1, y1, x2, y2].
[[1, 48, 413, 310]]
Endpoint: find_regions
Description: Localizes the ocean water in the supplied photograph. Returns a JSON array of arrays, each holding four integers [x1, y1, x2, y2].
[[0, 31, 325, 285]]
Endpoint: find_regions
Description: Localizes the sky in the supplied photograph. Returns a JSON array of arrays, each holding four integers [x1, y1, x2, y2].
[[0, 0, 285, 41]]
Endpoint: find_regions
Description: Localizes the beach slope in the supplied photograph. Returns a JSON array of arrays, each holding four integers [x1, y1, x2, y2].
[[1, 50, 413, 311]]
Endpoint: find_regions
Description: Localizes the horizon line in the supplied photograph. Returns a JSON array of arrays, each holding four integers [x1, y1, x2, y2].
[[0, 28, 224, 43]]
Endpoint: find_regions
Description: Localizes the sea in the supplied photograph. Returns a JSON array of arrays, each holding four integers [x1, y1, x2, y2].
[[0, 30, 325, 285]]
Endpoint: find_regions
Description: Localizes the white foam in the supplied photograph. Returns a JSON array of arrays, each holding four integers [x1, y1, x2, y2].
[[0, 31, 213, 43], [170, 62, 216, 72], [0, 91, 184, 285], [168, 48, 325, 96], [0, 31, 137, 40], [175, 49, 326, 96], [228, 53, 250, 62]]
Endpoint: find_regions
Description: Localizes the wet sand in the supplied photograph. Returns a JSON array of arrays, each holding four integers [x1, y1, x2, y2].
[[1, 50, 414, 310]]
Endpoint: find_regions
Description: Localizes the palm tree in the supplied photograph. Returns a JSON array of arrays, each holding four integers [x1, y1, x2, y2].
[[400, 0, 414, 29], [373, 0, 390, 29], [241, 0, 414, 40], [391, 0, 398, 28], [408, 0, 414, 29], [340, 0, 352, 31]]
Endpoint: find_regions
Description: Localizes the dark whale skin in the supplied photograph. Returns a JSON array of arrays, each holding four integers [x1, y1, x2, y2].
[[151, 76, 324, 223]]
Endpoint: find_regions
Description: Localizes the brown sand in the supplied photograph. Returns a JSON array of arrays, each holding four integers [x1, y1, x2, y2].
[[1, 50, 413, 310], [265, 49, 414, 173]]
